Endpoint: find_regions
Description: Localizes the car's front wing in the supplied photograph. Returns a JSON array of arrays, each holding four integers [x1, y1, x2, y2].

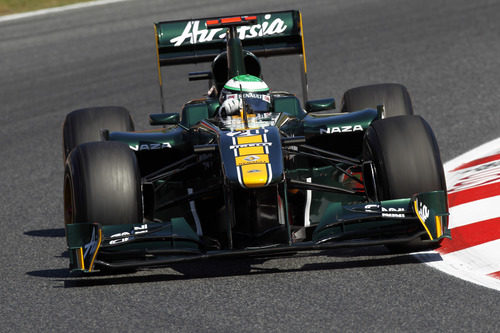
[[66, 191, 449, 273]]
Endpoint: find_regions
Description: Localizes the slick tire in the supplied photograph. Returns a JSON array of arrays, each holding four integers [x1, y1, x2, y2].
[[341, 83, 413, 117], [363, 115, 446, 252], [64, 141, 143, 226], [62, 106, 134, 163]]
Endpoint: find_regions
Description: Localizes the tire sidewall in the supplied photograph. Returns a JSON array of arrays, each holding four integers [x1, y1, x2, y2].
[[363, 115, 446, 200], [64, 141, 143, 226]]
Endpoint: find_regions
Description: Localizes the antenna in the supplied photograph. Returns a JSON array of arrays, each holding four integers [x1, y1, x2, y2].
[[240, 83, 248, 128]]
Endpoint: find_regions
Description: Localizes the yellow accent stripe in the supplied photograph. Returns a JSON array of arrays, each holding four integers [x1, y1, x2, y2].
[[87, 227, 102, 273], [299, 12, 307, 73], [414, 200, 434, 240], [241, 164, 268, 187], [154, 24, 163, 87], [435, 216, 442, 238], [239, 146, 264, 155], [235, 127, 260, 131], [237, 135, 263, 144], [76, 247, 84, 270], [235, 154, 269, 166]]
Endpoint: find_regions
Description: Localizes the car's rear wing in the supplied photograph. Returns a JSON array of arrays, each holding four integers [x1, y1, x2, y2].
[[154, 10, 308, 107], [155, 10, 305, 65]]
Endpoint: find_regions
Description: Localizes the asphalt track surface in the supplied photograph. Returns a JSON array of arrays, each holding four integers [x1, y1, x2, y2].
[[1, 0, 499, 331]]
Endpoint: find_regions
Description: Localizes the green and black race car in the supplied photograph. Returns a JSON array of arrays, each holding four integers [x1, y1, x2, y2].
[[62, 10, 449, 273]]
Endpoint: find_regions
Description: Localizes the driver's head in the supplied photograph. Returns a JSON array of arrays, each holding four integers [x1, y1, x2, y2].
[[219, 75, 270, 116]]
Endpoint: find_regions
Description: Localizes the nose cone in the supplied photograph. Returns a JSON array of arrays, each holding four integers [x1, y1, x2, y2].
[[240, 163, 269, 188], [220, 127, 283, 188]]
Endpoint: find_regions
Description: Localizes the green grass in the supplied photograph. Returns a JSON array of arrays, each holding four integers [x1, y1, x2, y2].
[[0, 0, 93, 16]]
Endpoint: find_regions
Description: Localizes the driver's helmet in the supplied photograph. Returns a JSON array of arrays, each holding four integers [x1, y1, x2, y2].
[[219, 74, 271, 117]]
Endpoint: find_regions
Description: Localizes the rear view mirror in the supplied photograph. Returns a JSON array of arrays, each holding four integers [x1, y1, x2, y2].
[[149, 113, 180, 125], [305, 98, 336, 112]]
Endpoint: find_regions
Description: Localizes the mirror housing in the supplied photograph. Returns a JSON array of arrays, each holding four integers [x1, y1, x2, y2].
[[305, 98, 336, 112], [149, 113, 180, 125]]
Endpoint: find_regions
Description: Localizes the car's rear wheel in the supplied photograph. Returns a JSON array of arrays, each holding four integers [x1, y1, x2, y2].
[[363, 115, 446, 251], [341, 83, 413, 117], [64, 141, 143, 226], [62, 106, 134, 162]]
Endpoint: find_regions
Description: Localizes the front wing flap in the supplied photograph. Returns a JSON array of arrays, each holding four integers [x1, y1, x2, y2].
[[66, 218, 201, 273], [312, 190, 450, 243]]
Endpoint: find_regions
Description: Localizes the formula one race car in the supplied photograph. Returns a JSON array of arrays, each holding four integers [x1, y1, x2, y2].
[[62, 10, 449, 273]]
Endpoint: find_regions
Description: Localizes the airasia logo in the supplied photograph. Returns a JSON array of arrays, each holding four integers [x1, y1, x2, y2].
[[170, 14, 287, 47]]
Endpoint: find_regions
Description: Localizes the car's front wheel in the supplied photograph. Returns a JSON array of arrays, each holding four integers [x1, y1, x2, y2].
[[363, 115, 446, 251], [64, 141, 143, 227]]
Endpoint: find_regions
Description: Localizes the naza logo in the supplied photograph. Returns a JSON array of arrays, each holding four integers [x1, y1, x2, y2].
[[320, 125, 364, 134], [129, 142, 172, 151]]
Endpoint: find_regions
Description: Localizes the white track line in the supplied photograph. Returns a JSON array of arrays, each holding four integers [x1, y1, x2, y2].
[[0, 0, 132, 23], [448, 195, 500, 228], [444, 137, 500, 172], [439, 240, 500, 276], [414, 249, 500, 290]]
